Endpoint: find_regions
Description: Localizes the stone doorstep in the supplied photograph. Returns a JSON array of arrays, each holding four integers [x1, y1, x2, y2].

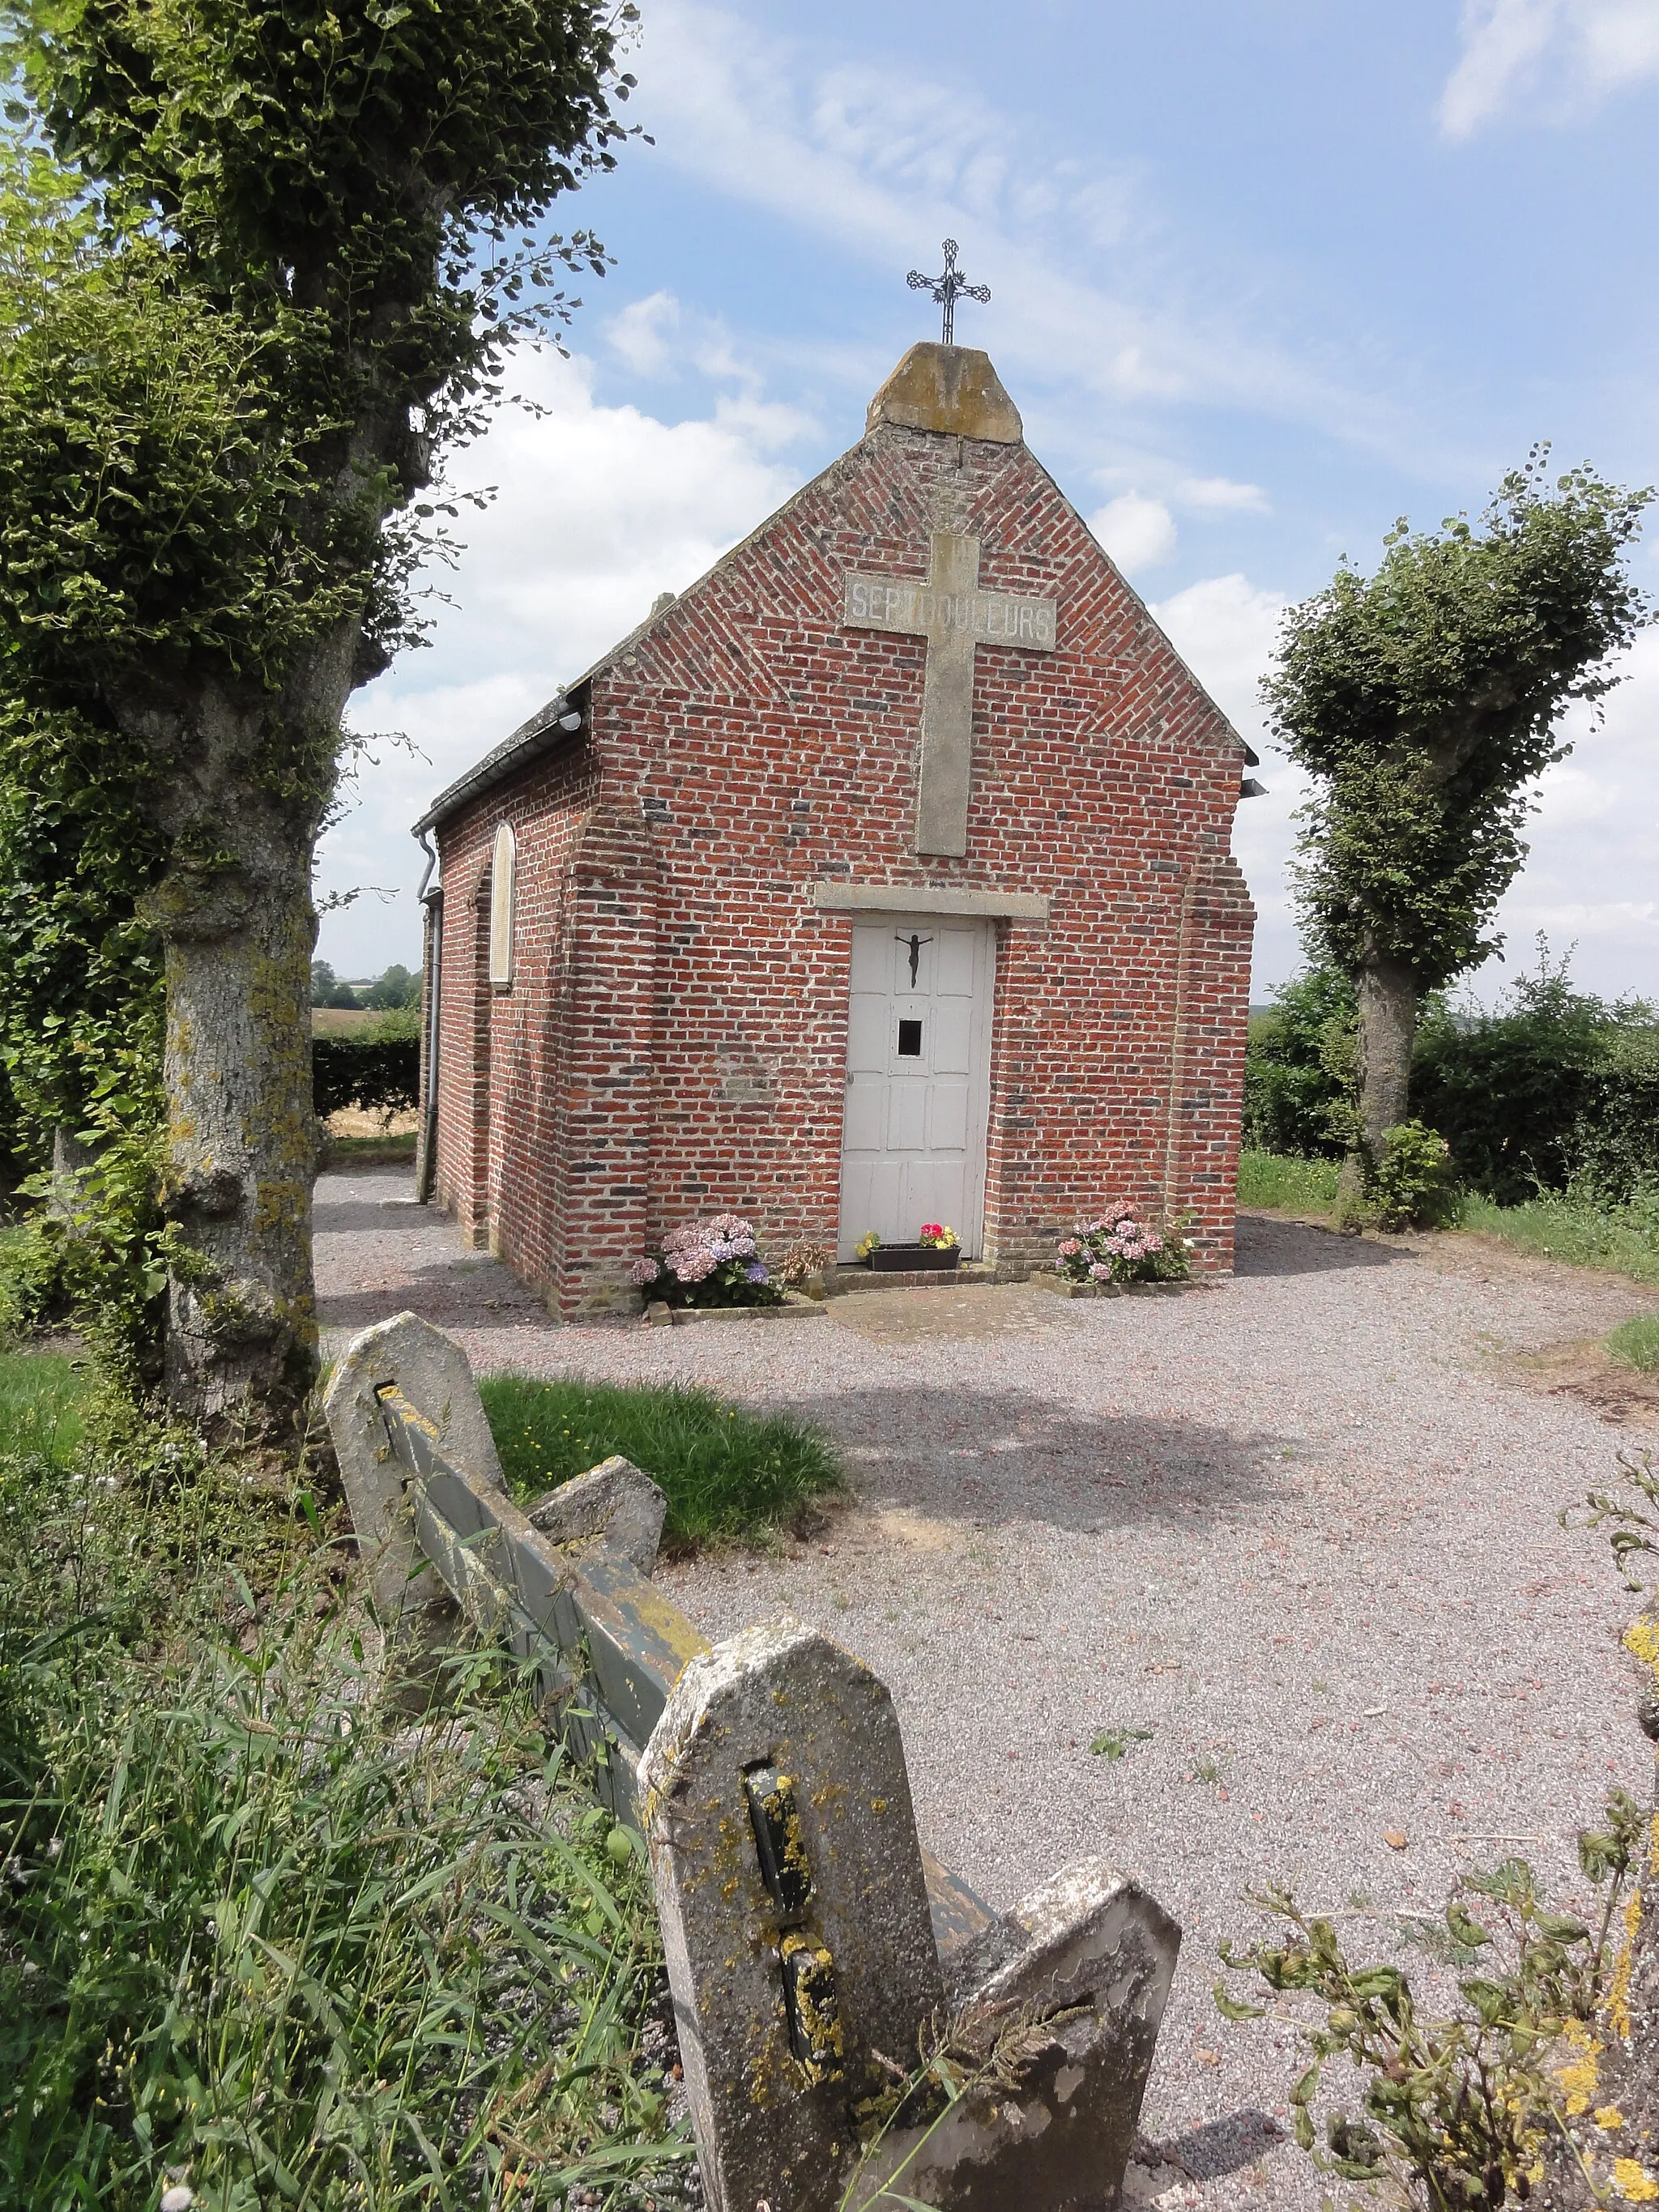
[[1030, 1272, 1196, 1299], [821, 1261, 1017, 1298], [651, 1289, 826, 1326]]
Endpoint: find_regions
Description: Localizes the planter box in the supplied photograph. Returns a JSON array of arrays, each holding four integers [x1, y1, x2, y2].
[[868, 1243, 961, 1273]]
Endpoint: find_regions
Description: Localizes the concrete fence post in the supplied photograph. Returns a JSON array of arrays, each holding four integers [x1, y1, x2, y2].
[[326, 1314, 1182, 2212]]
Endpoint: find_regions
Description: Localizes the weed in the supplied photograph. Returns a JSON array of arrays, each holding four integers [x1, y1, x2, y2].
[[0, 1349, 87, 1466], [1392, 1912, 1486, 1968], [480, 1374, 843, 1548], [1187, 1757, 1224, 1785], [1370, 1121, 1461, 1230], [1606, 1312, 1659, 1373], [320, 1129, 418, 1162], [1238, 1150, 1342, 1214], [1090, 1724, 1153, 1761], [1242, 1147, 1659, 1285], [1461, 1185, 1659, 1283], [0, 1399, 689, 2208], [1216, 1800, 1646, 2208]]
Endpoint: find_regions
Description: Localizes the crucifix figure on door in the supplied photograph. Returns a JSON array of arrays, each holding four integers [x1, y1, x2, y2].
[[896, 930, 932, 987]]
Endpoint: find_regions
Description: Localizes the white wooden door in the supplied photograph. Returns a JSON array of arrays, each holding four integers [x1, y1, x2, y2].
[[838, 916, 994, 1262]]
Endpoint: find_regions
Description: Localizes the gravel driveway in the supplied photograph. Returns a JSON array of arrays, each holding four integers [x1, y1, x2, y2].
[[318, 1171, 1659, 2208]]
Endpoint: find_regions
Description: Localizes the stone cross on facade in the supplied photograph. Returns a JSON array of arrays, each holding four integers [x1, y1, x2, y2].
[[843, 530, 1058, 856]]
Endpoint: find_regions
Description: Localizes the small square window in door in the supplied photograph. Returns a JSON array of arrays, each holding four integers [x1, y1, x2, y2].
[[896, 1019, 923, 1057]]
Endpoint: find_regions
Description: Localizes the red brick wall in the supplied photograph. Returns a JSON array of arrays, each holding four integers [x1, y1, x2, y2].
[[432, 739, 601, 1274], [433, 419, 1255, 1309]]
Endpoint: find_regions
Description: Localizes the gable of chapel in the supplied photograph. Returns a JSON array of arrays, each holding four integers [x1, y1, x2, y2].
[[420, 344, 1255, 1313]]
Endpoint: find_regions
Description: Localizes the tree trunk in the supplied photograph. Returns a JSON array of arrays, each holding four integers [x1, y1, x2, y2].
[[1355, 956, 1419, 1157], [160, 843, 321, 1440], [130, 646, 355, 1443], [1336, 956, 1420, 1227]]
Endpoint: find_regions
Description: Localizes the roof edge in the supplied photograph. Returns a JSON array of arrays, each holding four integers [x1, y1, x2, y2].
[[411, 684, 587, 838]]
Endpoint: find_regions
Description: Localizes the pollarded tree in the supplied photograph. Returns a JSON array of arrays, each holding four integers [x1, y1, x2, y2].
[[0, 2, 637, 1436], [1263, 454, 1652, 1196]]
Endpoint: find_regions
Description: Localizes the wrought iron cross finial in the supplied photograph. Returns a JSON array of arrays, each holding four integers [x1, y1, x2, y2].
[[906, 238, 990, 346]]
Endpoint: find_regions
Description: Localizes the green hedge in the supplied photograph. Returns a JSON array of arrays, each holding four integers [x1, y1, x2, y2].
[[1411, 997, 1659, 1204], [312, 1035, 419, 1120], [1245, 961, 1659, 1202]]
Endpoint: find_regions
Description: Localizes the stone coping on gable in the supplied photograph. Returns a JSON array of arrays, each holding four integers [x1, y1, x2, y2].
[[811, 881, 1050, 922]]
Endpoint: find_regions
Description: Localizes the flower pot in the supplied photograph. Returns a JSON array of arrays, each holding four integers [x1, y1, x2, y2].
[[868, 1242, 961, 1272]]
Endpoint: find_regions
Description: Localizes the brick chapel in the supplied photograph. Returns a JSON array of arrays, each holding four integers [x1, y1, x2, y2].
[[412, 340, 1257, 1313]]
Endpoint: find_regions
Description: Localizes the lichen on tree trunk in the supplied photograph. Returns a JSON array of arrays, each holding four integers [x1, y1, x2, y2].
[[162, 896, 320, 1430], [135, 663, 352, 1442], [161, 863, 320, 1435], [1337, 954, 1421, 1223], [1355, 956, 1419, 1159]]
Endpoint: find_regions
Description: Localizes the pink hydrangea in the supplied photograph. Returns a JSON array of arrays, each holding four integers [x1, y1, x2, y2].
[[633, 1213, 777, 1305], [1057, 1238, 1081, 1257]]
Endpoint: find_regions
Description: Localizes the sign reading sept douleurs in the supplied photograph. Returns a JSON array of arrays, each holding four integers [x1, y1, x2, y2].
[[842, 570, 1057, 649], [842, 529, 1058, 859]]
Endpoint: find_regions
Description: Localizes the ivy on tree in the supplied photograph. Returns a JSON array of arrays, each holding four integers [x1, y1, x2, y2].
[[1262, 454, 1653, 1207], [0, 0, 638, 1436]]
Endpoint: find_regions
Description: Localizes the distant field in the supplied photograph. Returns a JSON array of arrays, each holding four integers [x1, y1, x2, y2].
[[312, 1006, 380, 1034]]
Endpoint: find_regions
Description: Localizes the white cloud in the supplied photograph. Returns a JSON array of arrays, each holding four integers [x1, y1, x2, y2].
[[1142, 579, 1659, 1002], [1089, 492, 1177, 575], [1439, 0, 1659, 136], [605, 289, 680, 377], [1150, 573, 1311, 992], [412, 349, 803, 676], [1482, 625, 1659, 993], [629, 2, 1376, 442], [1151, 573, 1286, 737], [1175, 475, 1271, 514], [315, 348, 809, 974], [602, 291, 821, 437]]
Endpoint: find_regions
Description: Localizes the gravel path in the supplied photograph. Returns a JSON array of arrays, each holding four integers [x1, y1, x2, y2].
[[318, 1172, 1659, 2206]]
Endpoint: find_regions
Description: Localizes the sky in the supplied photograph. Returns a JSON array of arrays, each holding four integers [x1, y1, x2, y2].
[[319, 0, 1659, 1006]]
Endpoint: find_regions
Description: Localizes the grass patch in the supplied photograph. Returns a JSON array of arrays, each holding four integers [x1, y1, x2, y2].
[[0, 1404, 688, 2207], [1460, 1189, 1659, 1283], [320, 1129, 418, 1161], [0, 1349, 87, 1466], [1238, 1151, 1659, 1285], [1606, 1312, 1659, 1370], [1237, 1148, 1342, 1214], [480, 1375, 844, 1547]]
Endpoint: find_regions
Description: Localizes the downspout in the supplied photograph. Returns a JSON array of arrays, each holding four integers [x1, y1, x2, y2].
[[415, 829, 443, 1204]]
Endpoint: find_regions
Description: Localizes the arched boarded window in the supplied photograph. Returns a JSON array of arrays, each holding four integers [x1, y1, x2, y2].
[[488, 821, 517, 991]]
